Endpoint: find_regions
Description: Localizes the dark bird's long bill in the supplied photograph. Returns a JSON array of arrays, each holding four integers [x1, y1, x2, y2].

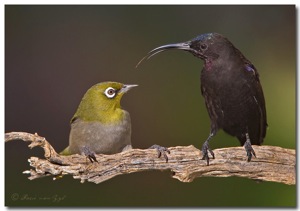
[[136, 42, 193, 68]]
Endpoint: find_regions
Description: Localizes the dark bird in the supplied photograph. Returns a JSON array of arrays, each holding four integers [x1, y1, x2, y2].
[[136, 33, 267, 165]]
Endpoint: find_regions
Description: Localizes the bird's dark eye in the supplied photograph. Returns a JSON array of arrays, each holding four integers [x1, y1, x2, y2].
[[200, 44, 208, 50], [104, 87, 116, 98]]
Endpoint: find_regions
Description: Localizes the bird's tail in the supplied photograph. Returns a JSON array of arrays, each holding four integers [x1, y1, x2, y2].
[[59, 146, 71, 155]]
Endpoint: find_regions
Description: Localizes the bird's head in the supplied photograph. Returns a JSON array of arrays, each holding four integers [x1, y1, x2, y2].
[[73, 81, 138, 123], [136, 33, 235, 67]]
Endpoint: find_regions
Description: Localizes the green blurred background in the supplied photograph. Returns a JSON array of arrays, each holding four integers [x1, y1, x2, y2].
[[5, 5, 296, 207]]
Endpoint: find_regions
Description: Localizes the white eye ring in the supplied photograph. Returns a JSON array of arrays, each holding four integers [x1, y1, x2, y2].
[[104, 87, 116, 99]]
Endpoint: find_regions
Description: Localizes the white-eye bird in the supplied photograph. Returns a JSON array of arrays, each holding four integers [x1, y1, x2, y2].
[[60, 81, 137, 161]]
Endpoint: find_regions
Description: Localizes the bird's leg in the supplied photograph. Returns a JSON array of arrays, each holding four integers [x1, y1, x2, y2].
[[81, 146, 98, 163], [201, 133, 215, 166], [244, 133, 256, 162], [148, 144, 170, 162]]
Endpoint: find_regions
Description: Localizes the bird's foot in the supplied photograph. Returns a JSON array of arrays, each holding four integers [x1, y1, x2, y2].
[[82, 146, 98, 163], [243, 139, 256, 162], [201, 140, 215, 166], [149, 144, 170, 162]]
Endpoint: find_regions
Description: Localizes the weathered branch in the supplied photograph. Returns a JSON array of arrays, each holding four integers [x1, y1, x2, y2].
[[5, 132, 295, 185]]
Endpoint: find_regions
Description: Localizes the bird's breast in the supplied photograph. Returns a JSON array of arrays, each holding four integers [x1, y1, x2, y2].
[[69, 110, 132, 154], [201, 65, 256, 115]]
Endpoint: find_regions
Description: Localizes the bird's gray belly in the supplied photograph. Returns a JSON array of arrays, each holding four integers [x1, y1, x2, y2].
[[68, 118, 131, 155]]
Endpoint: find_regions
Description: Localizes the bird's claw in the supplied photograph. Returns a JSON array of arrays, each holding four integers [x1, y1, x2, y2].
[[244, 139, 256, 162], [149, 144, 170, 162], [201, 141, 215, 166], [82, 146, 98, 163]]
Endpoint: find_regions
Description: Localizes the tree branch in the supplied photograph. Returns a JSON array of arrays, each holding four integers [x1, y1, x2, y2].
[[5, 132, 295, 185]]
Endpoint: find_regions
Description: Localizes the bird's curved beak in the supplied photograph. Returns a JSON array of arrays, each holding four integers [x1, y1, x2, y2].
[[120, 84, 138, 94], [136, 42, 197, 68]]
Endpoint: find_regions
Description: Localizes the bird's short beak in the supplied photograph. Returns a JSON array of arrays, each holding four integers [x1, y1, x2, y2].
[[136, 42, 197, 68], [120, 84, 138, 94]]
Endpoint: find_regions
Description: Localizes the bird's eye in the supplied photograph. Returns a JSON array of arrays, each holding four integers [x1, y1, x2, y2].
[[200, 44, 208, 50], [104, 87, 116, 99]]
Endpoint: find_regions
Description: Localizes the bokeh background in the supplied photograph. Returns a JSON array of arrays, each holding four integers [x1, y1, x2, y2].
[[5, 5, 296, 207]]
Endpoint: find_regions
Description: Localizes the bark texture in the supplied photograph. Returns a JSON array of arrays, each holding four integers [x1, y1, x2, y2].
[[5, 132, 295, 185]]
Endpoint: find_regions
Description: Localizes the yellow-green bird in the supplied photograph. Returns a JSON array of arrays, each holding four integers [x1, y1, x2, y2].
[[60, 81, 137, 160]]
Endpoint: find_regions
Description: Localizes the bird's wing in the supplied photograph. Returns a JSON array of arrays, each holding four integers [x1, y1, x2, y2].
[[244, 62, 268, 143]]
